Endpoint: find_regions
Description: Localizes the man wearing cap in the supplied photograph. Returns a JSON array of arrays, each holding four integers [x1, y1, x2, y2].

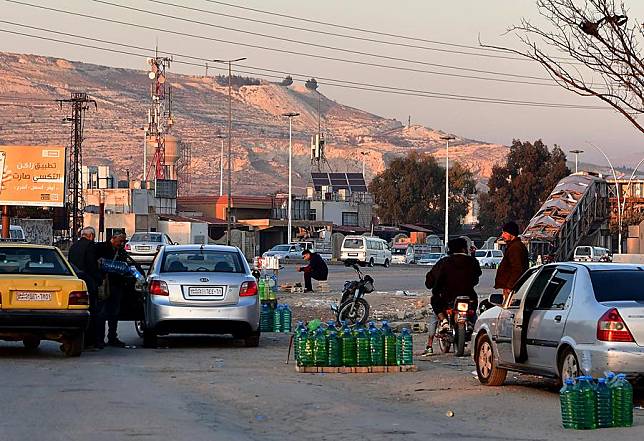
[[495, 221, 529, 301]]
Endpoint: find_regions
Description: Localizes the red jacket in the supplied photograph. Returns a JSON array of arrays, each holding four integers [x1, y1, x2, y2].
[[494, 238, 529, 290]]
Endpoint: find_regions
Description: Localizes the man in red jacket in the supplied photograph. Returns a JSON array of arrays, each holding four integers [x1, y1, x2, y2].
[[494, 221, 529, 301]]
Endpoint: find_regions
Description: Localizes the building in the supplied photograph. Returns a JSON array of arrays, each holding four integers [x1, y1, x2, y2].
[[305, 172, 373, 228]]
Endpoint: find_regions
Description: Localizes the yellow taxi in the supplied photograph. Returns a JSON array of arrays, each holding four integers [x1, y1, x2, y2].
[[0, 244, 89, 356]]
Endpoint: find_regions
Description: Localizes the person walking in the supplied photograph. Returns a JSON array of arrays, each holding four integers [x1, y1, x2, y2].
[[297, 249, 328, 292], [494, 221, 529, 301], [68, 226, 104, 350], [97, 232, 128, 348]]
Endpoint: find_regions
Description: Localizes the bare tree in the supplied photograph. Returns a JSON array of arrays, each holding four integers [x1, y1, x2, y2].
[[484, 0, 643, 133]]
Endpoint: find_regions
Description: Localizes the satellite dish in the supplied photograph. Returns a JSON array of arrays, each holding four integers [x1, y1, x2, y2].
[[158, 74, 166, 84], [148, 71, 156, 80]]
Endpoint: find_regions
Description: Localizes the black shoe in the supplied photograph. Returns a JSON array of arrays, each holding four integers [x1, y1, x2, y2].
[[107, 339, 127, 348], [303, 289, 314, 293]]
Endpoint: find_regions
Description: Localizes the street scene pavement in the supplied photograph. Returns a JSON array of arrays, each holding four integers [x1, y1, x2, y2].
[[1, 265, 641, 441]]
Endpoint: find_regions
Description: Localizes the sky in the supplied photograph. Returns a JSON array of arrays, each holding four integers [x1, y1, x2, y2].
[[0, 0, 642, 165]]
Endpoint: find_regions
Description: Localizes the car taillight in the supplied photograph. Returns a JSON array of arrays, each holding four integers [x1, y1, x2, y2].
[[149, 280, 169, 296], [125, 243, 131, 251], [69, 291, 89, 306], [597, 308, 634, 342], [457, 302, 469, 312], [240, 281, 258, 297]]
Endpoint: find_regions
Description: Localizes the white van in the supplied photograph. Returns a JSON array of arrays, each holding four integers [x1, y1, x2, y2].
[[0, 226, 27, 242], [573, 246, 611, 262], [341, 235, 392, 267], [474, 249, 504, 268]]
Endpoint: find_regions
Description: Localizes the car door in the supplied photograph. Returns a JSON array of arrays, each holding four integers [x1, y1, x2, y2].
[[524, 266, 576, 371], [495, 268, 539, 364], [512, 266, 557, 364]]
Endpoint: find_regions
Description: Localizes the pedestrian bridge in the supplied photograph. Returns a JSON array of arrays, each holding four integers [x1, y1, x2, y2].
[[521, 173, 609, 261]]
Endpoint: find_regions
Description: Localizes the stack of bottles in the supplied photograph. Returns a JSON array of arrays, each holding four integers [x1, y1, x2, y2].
[[295, 320, 414, 368], [257, 276, 277, 302], [560, 373, 633, 430], [259, 303, 292, 333]]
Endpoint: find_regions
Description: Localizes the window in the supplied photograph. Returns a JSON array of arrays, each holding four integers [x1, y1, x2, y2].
[[507, 270, 539, 308], [492, 251, 503, 258], [272, 245, 290, 251], [475, 250, 486, 258], [537, 270, 575, 309], [342, 212, 359, 226], [575, 247, 591, 256], [343, 238, 364, 249], [523, 267, 556, 310], [0, 247, 72, 276], [309, 209, 317, 219], [131, 233, 162, 243], [590, 270, 644, 302], [161, 250, 245, 273]]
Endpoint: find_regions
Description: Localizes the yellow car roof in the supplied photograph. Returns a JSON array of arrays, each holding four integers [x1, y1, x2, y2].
[[0, 243, 57, 250]]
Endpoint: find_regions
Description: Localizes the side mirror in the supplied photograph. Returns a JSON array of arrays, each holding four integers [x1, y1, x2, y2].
[[488, 293, 504, 306]]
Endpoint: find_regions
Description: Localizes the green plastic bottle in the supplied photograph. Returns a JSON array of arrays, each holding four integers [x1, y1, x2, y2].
[[595, 378, 612, 428], [293, 321, 306, 361], [267, 276, 276, 301], [369, 328, 385, 366], [356, 328, 370, 367], [325, 320, 337, 336], [560, 378, 577, 429], [395, 332, 402, 366], [260, 304, 271, 332], [382, 322, 397, 366], [273, 305, 283, 333], [399, 328, 413, 366], [341, 328, 357, 367], [611, 374, 633, 427], [296, 329, 312, 366], [282, 304, 292, 332], [327, 331, 342, 367], [313, 328, 328, 367], [575, 376, 597, 430], [258, 278, 265, 301]]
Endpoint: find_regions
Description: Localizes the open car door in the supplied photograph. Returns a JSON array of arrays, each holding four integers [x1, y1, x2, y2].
[[118, 255, 145, 321]]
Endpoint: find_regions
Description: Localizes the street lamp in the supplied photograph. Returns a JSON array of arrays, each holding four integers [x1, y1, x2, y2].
[[440, 135, 456, 249], [213, 57, 246, 245], [587, 142, 623, 254], [282, 111, 300, 244], [569, 149, 584, 174], [360, 151, 369, 176], [216, 133, 226, 196]]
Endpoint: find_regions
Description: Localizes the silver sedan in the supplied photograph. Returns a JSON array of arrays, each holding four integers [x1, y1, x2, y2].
[[125, 232, 174, 265], [141, 245, 260, 348], [472, 262, 644, 386]]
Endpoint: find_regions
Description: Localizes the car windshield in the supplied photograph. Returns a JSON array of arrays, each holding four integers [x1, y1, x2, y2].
[[590, 270, 644, 302], [0, 247, 72, 276], [392, 248, 406, 255], [161, 250, 245, 273], [576, 247, 591, 256], [272, 245, 290, 252], [131, 233, 162, 243], [475, 251, 486, 258], [344, 239, 364, 249]]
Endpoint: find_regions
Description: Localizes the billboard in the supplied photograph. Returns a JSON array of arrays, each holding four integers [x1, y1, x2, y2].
[[0, 145, 66, 207]]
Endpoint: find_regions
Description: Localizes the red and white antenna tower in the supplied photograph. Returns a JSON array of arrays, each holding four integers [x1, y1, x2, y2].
[[144, 52, 173, 182]]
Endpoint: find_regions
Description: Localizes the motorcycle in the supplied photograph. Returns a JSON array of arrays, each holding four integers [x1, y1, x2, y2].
[[330, 264, 374, 326], [437, 296, 477, 357]]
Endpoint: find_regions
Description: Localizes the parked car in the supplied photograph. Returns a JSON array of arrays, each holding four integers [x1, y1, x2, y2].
[[573, 246, 611, 262], [475, 249, 504, 268], [0, 226, 27, 243], [472, 262, 644, 387], [340, 235, 392, 267], [262, 244, 304, 261], [391, 244, 432, 264], [0, 244, 89, 356], [125, 232, 174, 265], [417, 252, 446, 266], [141, 245, 260, 348]]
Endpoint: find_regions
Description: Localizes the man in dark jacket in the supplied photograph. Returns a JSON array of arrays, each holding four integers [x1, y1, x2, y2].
[[495, 221, 529, 301], [298, 249, 328, 292], [96, 232, 128, 347], [68, 226, 104, 349], [423, 238, 481, 356]]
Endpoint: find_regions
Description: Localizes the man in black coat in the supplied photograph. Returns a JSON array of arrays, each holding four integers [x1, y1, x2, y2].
[[495, 221, 529, 301], [68, 226, 104, 349], [96, 232, 129, 347], [298, 249, 328, 292]]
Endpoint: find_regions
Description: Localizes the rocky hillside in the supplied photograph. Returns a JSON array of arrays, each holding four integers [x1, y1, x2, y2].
[[0, 52, 507, 195]]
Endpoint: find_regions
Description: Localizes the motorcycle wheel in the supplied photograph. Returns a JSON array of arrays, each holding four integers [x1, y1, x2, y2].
[[338, 298, 370, 326], [455, 322, 466, 357]]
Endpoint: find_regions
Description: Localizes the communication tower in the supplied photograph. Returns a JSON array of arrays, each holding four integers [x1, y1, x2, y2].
[[144, 54, 173, 183]]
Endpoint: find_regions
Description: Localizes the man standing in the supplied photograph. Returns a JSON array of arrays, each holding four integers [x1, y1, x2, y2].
[[68, 226, 104, 349], [494, 221, 529, 301], [97, 232, 128, 347], [297, 249, 328, 293]]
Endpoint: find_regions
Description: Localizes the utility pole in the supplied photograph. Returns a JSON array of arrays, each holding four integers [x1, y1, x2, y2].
[[216, 133, 226, 196], [214, 57, 246, 245], [360, 151, 369, 176], [282, 112, 300, 244], [440, 135, 455, 249], [569, 149, 584, 173], [58, 92, 96, 241]]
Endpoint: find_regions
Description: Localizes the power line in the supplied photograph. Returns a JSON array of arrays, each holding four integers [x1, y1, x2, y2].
[[4, 0, 555, 87], [0, 26, 609, 110]]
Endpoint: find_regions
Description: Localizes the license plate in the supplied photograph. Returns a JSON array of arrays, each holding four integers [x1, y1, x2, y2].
[[15, 291, 52, 302], [137, 246, 151, 251], [349, 253, 358, 256], [189, 287, 224, 297]]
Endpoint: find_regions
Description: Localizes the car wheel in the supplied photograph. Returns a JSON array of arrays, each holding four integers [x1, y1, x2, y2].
[[142, 328, 158, 348], [243, 331, 261, 348], [23, 337, 41, 350], [61, 333, 84, 357], [368, 258, 375, 267], [475, 334, 507, 386], [383, 259, 390, 268], [559, 347, 580, 383]]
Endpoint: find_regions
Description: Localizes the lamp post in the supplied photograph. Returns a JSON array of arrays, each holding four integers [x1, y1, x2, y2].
[[282, 112, 300, 244], [360, 151, 369, 176], [569, 149, 584, 173], [216, 133, 226, 196], [213, 57, 246, 245], [587, 143, 622, 254], [441, 135, 456, 249]]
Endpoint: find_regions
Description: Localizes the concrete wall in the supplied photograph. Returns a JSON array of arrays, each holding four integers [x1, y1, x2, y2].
[[158, 221, 209, 245], [11, 218, 53, 245], [612, 254, 644, 264], [310, 200, 372, 228], [84, 213, 159, 240]]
